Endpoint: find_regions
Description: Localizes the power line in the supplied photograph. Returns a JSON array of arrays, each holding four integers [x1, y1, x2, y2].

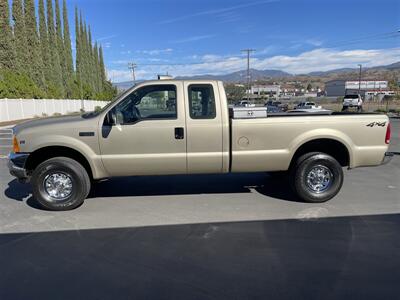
[[241, 49, 256, 101]]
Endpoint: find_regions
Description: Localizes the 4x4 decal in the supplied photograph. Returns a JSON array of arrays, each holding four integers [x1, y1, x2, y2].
[[366, 122, 386, 127]]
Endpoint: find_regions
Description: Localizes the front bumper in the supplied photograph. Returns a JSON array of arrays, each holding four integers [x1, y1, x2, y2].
[[7, 153, 30, 183]]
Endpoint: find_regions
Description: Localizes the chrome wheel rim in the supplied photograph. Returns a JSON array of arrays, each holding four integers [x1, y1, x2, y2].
[[306, 165, 333, 194], [44, 173, 73, 200]]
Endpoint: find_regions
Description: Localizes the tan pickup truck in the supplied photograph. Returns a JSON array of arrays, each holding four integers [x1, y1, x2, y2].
[[8, 79, 393, 210]]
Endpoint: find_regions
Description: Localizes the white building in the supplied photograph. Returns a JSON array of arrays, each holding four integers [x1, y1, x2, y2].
[[325, 80, 389, 97], [251, 85, 281, 96]]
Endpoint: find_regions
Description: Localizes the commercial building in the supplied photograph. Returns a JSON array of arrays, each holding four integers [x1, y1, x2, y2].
[[251, 85, 281, 96], [325, 80, 390, 99]]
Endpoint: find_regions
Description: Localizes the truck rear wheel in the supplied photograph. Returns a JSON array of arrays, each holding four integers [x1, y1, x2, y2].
[[291, 152, 343, 203], [31, 157, 91, 211]]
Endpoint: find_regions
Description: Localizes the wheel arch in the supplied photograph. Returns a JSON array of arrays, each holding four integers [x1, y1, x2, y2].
[[25, 146, 94, 180], [289, 138, 351, 169]]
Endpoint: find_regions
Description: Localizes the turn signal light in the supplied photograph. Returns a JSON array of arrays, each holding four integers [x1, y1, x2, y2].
[[385, 123, 391, 145], [12, 136, 21, 153]]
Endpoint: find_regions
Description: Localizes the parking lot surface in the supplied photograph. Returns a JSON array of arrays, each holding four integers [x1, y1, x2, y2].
[[0, 119, 399, 299]]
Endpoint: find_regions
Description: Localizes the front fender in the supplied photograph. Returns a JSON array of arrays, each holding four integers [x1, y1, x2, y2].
[[26, 135, 107, 179]]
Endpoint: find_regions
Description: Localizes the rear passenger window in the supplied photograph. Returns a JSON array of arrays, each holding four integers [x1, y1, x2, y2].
[[188, 84, 216, 119]]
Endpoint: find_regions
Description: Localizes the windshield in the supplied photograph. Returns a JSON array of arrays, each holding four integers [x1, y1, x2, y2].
[[81, 90, 126, 118], [344, 95, 359, 99]]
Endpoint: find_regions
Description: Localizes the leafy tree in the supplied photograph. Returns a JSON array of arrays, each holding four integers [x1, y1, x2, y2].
[[24, 0, 45, 88], [12, 0, 28, 74], [99, 45, 107, 87], [93, 42, 102, 93], [74, 6, 82, 94], [0, 0, 15, 70], [0, 70, 45, 99], [46, 0, 64, 97], [306, 83, 312, 91], [225, 84, 246, 103], [55, 0, 66, 93], [63, 0, 74, 97], [1, 0, 117, 101], [38, 0, 52, 88]]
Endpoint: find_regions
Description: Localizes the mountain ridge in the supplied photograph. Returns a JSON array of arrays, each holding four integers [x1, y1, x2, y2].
[[113, 61, 400, 88]]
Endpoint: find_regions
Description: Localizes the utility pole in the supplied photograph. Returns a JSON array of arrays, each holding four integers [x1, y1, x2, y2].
[[358, 64, 362, 95], [128, 62, 137, 84], [241, 49, 256, 101]]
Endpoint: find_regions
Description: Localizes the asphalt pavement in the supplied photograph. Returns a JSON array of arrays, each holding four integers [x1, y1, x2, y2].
[[0, 119, 399, 299]]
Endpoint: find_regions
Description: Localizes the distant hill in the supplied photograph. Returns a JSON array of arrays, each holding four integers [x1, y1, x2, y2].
[[305, 62, 400, 77], [113, 61, 399, 88], [176, 68, 292, 82]]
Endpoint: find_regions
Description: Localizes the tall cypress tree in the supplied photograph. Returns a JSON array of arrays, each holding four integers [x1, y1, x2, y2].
[[99, 45, 106, 86], [63, 0, 74, 95], [24, 0, 45, 88], [74, 6, 81, 82], [0, 0, 15, 70], [47, 0, 64, 97], [12, 0, 28, 74], [87, 25, 96, 91], [38, 0, 52, 88], [55, 0, 66, 93], [93, 42, 101, 93], [80, 16, 88, 87]]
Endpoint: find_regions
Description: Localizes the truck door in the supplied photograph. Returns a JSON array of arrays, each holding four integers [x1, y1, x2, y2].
[[184, 82, 224, 173], [99, 82, 187, 176]]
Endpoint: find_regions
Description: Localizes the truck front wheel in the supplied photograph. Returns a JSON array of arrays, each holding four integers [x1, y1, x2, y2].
[[291, 152, 343, 203], [31, 157, 91, 211]]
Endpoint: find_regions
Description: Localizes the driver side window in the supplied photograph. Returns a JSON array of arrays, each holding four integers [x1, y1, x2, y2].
[[114, 84, 177, 125]]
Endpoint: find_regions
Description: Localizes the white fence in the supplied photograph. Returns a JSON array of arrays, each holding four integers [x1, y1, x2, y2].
[[0, 99, 110, 122]]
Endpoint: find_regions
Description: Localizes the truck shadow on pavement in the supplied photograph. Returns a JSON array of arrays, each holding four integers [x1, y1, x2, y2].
[[4, 173, 300, 209], [1, 213, 399, 299]]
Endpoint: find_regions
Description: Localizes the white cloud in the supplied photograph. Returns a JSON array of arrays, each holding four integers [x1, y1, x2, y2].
[[96, 34, 118, 42], [136, 48, 173, 55], [254, 48, 400, 74], [107, 69, 132, 82], [305, 38, 323, 47], [108, 48, 400, 82], [158, 0, 279, 24], [172, 35, 216, 44]]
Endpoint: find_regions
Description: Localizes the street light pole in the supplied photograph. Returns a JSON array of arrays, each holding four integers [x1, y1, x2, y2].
[[241, 49, 256, 101], [128, 62, 137, 84], [358, 64, 362, 95]]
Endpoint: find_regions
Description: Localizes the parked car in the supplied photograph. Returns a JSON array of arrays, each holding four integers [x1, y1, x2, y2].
[[295, 102, 322, 110], [265, 105, 283, 113], [9, 79, 393, 210], [264, 101, 288, 112], [342, 94, 363, 112], [237, 100, 256, 107]]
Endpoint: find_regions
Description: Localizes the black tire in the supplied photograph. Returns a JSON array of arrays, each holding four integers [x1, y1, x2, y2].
[[291, 152, 343, 203], [31, 157, 91, 211]]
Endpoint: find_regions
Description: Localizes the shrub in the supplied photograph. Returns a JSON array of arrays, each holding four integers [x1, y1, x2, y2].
[[0, 70, 45, 99]]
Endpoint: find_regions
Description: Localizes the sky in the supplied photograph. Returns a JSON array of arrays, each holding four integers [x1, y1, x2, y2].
[[62, 0, 400, 82]]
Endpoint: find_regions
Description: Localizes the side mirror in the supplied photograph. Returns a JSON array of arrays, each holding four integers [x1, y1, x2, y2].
[[105, 110, 117, 126]]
